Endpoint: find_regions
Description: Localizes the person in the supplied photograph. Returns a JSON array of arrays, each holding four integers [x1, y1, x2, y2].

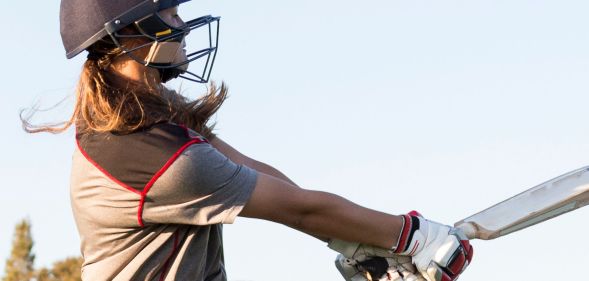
[[23, 0, 473, 280]]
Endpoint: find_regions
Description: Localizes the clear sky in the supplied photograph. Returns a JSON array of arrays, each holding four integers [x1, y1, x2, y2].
[[2, 0, 589, 280]]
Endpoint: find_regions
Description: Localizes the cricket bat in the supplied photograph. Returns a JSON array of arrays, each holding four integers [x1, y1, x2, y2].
[[455, 166, 589, 240]]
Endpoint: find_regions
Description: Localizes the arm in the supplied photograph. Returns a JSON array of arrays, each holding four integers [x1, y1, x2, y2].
[[210, 137, 473, 281], [240, 175, 473, 281], [240, 172, 404, 249], [210, 137, 329, 241], [209, 137, 297, 186], [209, 137, 400, 246]]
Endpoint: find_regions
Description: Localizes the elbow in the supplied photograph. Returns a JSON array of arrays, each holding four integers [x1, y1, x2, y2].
[[283, 190, 323, 232], [288, 210, 311, 231]]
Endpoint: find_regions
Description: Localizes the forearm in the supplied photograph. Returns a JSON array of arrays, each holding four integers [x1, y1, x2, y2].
[[257, 172, 329, 242], [241, 162, 397, 245], [241, 173, 403, 249], [291, 190, 403, 249]]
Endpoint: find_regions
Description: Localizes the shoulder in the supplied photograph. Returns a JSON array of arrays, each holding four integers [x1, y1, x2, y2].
[[75, 123, 209, 192], [77, 122, 207, 154]]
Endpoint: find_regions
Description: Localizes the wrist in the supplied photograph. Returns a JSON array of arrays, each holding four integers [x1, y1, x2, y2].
[[392, 214, 422, 255]]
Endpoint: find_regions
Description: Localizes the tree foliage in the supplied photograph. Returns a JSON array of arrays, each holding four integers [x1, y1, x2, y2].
[[3, 219, 35, 281], [35, 257, 83, 281], [2, 219, 82, 281]]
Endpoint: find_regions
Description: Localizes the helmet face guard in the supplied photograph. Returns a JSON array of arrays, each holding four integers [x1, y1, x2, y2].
[[105, 12, 220, 83]]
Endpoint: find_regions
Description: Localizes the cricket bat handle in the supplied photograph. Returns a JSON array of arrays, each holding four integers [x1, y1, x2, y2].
[[455, 222, 478, 240]]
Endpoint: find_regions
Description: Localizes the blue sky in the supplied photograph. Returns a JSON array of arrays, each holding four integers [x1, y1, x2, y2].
[[2, 1, 588, 280]]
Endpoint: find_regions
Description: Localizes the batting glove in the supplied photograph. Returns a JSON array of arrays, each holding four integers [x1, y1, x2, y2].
[[329, 239, 425, 281], [335, 254, 427, 281], [393, 211, 474, 281]]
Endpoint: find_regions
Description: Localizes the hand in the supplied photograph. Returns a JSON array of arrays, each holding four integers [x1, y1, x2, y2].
[[393, 211, 474, 281], [335, 254, 427, 281]]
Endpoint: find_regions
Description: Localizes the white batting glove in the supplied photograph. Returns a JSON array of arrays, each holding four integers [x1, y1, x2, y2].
[[393, 211, 474, 281], [335, 254, 427, 281], [329, 239, 426, 281]]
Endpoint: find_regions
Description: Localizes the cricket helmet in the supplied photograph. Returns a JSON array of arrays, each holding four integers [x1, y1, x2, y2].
[[60, 0, 220, 83]]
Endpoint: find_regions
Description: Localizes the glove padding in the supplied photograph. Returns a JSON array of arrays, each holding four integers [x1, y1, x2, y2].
[[393, 211, 474, 281], [329, 239, 426, 281], [335, 254, 427, 281]]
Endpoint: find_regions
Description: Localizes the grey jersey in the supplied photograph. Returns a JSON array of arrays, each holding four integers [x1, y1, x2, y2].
[[70, 123, 257, 281]]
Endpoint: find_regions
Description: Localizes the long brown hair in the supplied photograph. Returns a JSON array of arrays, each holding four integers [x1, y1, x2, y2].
[[21, 38, 227, 139]]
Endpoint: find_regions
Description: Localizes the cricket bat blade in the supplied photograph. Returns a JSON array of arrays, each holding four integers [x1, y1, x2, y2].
[[455, 166, 589, 240]]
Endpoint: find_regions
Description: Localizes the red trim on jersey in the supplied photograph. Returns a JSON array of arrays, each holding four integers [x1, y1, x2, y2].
[[75, 137, 141, 195], [76, 125, 209, 228], [158, 230, 180, 281], [137, 137, 207, 227], [179, 124, 191, 138], [179, 124, 208, 143]]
